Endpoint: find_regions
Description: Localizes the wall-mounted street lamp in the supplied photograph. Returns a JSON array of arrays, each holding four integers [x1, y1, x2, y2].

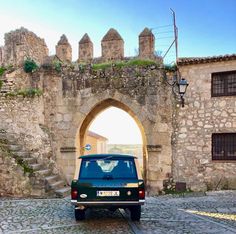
[[177, 78, 189, 107], [162, 9, 189, 107], [164, 71, 189, 108]]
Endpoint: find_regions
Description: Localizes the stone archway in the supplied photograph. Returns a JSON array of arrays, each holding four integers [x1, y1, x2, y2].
[[77, 98, 148, 181]]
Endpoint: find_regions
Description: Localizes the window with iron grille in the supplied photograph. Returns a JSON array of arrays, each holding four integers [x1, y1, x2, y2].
[[212, 133, 236, 160], [212, 70, 236, 97]]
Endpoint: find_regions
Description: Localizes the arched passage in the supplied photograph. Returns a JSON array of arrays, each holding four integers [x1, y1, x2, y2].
[[77, 98, 148, 181]]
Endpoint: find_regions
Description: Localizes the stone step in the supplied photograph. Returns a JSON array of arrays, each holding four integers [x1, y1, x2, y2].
[[36, 169, 51, 176], [29, 163, 42, 171], [24, 157, 37, 164], [49, 180, 65, 190], [45, 175, 59, 183], [55, 187, 71, 198], [8, 144, 22, 151], [16, 151, 30, 158]]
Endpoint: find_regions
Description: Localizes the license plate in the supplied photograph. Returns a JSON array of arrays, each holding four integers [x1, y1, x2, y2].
[[97, 191, 120, 197]]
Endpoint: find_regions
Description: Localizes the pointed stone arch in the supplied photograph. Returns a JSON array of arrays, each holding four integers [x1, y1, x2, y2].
[[76, 98, 148, 181]]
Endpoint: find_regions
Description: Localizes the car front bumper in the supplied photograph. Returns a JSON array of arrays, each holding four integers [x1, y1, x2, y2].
[[71, 199, 145, 206]]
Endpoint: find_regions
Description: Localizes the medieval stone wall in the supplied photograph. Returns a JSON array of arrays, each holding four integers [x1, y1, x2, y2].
[[0, 148, 33, 197], [1, 27, 161, 66], [2, 27, 48, 66], [34, 64, 173, 192], [0, 93, 57, 171], [174, 60, 236, 191]]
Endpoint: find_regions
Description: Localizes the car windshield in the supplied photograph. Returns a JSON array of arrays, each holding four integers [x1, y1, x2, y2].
[[79, 157, 137, 179]]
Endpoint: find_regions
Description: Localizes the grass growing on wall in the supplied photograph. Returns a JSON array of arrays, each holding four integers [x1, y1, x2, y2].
[[6, 88, 43, 98], [91, 59, 159, 70], [0, 66, 6, 76]]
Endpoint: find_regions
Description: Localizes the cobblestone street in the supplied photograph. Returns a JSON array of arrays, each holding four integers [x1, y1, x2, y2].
[[0, 191, 236, 234]]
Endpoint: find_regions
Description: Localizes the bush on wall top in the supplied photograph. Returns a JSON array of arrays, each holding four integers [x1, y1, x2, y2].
[[23, 58, 38, 73]]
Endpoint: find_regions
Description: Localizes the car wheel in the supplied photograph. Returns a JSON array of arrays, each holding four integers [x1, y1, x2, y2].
[[130, 205, 141, 221], [75, 208, 85, 221]]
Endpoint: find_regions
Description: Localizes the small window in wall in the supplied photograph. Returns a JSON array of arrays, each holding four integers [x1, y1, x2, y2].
[[212, 133, 236, 160], [212, 71, 236, 97]]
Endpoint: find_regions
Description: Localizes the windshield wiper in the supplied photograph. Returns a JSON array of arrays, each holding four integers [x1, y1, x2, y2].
[[102, 156, 114, 160]]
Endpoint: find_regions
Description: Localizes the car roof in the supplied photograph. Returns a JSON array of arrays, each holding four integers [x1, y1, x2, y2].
[[79, 154, 137, 159]]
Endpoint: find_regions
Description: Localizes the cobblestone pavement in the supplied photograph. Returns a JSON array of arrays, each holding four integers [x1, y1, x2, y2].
[[0, 191, 236, 234]]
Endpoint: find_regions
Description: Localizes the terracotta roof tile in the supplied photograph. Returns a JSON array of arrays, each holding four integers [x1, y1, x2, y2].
[[178, 54, 236, 66], [88, 131, 108, 141]]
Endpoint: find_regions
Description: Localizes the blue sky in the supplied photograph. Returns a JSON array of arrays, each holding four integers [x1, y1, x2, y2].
[[0, 0, 235, 63]]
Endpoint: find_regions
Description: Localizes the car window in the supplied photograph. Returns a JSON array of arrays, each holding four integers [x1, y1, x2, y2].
[[79, 158, 137, 179]]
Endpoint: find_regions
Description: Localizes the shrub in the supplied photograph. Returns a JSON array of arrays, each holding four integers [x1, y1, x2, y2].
[[0, 80, 3, 90], [164, 64, 177, 72], [0, 66, 6, 76], [53, 60, 62, 72], [23, 58, 38, 73]]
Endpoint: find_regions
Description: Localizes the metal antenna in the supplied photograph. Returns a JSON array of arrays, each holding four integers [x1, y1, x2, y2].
[[162, 8, 178, 64], [170, 8, 178, 63]]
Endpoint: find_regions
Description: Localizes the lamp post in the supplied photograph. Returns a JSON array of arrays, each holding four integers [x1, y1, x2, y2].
[[177, 78, 189, 107]]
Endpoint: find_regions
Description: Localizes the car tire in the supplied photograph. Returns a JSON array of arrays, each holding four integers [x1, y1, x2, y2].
[[130, 205, 141, 221], [75, 209, 85, 221]]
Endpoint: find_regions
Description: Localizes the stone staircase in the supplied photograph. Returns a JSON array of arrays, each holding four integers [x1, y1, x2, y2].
[[0, 131, 71, 198], [0, 77, 14, 95]]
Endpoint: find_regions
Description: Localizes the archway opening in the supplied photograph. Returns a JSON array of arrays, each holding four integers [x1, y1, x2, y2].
[[77, 98, 147, 180]]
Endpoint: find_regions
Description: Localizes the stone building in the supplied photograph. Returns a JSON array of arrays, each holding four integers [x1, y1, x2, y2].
[[174, 55, 236, 191], [85, 131, 108, 155], [0, 27, 235, 197]]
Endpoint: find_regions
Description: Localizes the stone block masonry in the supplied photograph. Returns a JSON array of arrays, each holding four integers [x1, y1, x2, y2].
[[2, 27, 48, 66], [79, 33, 93, 63], [0, 27, 161, 66], [174, 59, 236, 191], [56, 34, 72, 62], [1, 27, 236, 196], [101, 28, 124, 61], [139, 28, 155, 59]]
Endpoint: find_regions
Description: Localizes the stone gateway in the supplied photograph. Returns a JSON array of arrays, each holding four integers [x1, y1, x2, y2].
[[0, 27, 236, 197]]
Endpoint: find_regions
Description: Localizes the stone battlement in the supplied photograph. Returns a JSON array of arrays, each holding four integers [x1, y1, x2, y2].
[[0, 27, 161, 66], [1, 27, 48, 66]]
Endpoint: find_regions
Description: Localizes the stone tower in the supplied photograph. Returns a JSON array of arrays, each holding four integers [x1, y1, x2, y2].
[[101, 28, 124, 61], [56, 34, 72, 62], [3, 27, 48, 66], [139, 28, 155, 59], [78, 33, 93, 63]]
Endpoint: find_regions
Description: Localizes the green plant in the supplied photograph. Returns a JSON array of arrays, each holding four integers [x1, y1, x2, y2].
[[0, 66, 6, 76], [164, 64, 177, 72], [6, 88, 43, 98], [23, 58, 38, 73], [0, 80, 3, 90], [126, 59, 157, 67], [53, 60, 62, 72], [92, 62, 112, 70], [92, 59, 158, 71]]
